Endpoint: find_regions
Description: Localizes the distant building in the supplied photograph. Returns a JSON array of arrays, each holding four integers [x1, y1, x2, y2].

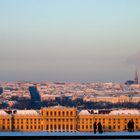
[[125, 70, 139, 85], [125, 80, 135, 85], [134, 70, 138, 84]]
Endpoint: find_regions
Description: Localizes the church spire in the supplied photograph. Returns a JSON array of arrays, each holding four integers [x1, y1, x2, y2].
[[134, 69, 138, 84]]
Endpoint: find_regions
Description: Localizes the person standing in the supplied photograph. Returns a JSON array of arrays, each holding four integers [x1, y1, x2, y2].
[[127, 120, 131, 132], [98, 122, 103, 133], [130, 119, 134, 132], [93, 121, 97, 134]]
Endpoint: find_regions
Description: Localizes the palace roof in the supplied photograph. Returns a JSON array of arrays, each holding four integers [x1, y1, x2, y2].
[[79, 110, 91, 115], [0, 110, 9, 115], [16, 110, 39, 115], [109, 109, 140, 115]]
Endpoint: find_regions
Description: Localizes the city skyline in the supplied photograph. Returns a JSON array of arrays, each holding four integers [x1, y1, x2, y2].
[[0, 0, 140, 82]]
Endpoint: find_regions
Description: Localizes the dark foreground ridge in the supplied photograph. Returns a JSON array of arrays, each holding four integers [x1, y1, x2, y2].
[[0, 131, 140, 139]]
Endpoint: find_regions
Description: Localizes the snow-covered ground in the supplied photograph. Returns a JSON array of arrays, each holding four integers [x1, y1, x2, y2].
[[0, 131, 140, 136]]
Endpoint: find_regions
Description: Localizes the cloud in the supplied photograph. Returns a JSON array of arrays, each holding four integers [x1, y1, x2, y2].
[[126, 51, 140, 66]]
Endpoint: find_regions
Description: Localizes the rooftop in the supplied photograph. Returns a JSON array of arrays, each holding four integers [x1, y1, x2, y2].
[[109, 109, 140, 115], [0, 110, 8, 115], [16, 110, 39, 115]]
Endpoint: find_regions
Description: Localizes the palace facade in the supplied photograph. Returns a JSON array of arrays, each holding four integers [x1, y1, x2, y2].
[[0, 106, 140, 132]]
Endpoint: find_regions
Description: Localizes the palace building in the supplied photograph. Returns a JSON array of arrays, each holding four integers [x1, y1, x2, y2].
[[0, 106, 140, 132]]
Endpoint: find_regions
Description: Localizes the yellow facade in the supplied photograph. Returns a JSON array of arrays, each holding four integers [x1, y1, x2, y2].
[[14, 114, 42, 131], [41, 106, 77, 132], [0, 112, 11, 131], [0, 107, 140, 132], [78, 113, 140, 132]]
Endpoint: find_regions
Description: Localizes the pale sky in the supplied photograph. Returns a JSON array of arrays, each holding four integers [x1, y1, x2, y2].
[[0, 0, 140, 83]]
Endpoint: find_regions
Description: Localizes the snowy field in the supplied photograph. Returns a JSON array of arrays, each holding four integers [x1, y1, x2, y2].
[[0, 131, 140, 136]]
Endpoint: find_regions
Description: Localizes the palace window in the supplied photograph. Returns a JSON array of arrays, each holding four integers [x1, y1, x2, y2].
[[21, 125, 23, 129], [54, 125, 56, 130], [46, 125, 48, 130], [82, 125, 84, 129], [66, 125, 69, 130], [50, 111, 52, 116], [90, 125, 92, 129], [63, 125, 65, 129], [54, 111, 56, 116], [50, 125, 53, 129], [58, 111, 61, 116], [58, 125, 61, 129], [66, 111, 69, 116], [7, 126, 10, 129], [70, 111, 73, 116], [21, 120, 23, 124], [46, 112, 48, 116], [62, 111, 65, 116], [70, 125, 73, 130]]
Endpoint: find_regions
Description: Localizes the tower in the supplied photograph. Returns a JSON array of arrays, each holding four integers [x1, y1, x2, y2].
[[134, 69, 138, 84]]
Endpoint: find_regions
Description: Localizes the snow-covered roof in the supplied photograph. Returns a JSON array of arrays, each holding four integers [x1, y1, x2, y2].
[[79, 110, 91, 115], [109, 110, 140, 115], [49, 105, 68, 109], [16, 110, 39, 115], [0, 110, 8, 115]]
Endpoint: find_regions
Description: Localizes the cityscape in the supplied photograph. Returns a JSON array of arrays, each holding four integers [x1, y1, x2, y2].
[[1, 0, 140, 138], [0, 70, 140, 133], [0, 70, 140, 110]]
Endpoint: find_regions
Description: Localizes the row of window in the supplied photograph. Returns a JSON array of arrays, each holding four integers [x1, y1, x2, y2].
[[1, 119, 10, 122], [1, 125, 10, 130], [80, 118, 138, 123], [46, 124, 73, 130], [46, 111, 74, 116], [16, 125, 42, 130], [46, 118, 74, 122], [15, 119, 41, 122]]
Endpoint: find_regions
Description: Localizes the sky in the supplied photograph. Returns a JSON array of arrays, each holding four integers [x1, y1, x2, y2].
[[0, 0, 140, 83]]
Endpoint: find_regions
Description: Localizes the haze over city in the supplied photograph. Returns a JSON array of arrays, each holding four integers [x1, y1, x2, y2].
[[0, 0, 140, 82]]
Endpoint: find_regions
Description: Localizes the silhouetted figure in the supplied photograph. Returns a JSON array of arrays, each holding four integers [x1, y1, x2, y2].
[[98, 122, 103, 133], [93, 122, 97, 134], [127, 119, 134, 132], [127, 120, 131, 132], [130, 119, 134, 132]]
